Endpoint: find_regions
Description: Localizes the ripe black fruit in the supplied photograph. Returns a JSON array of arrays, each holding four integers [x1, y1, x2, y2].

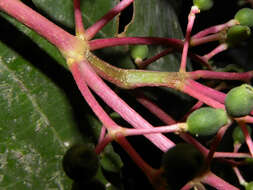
[[161, 143, 205, 189], [62, 143, 99, 182]]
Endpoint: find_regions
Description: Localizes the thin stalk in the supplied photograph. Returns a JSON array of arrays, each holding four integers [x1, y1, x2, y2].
[[182, 84, 225, 109], [123, 123, 186, 136], [179, 6, 199, 72], [137, 48, 174, 69], [73, 0, 86, 37], [70, 63, 118, 129], [232, 167, 247, 186], [98, 126, 107, 143], [239, 122, 253, 156], [95, 134, 113, 154], [214, 152, 251, 158], [203, 43, 228, 61], [85, 0, 134, 40], [192, 20, 238, 39], [201, 172, 239, 190], [189, 70, 253, 82], [78, 60, 175, 151], [190, 33, 223, 47]]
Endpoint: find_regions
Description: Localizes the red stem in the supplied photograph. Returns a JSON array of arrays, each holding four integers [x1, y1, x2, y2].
[[179, 6, 199, 72], [0, 0, 78, 52], [240, 122, 253, 156], [203, 43, 228, 61], [85, 0, 134, 40], [201, 172, 239, 190], [73, 0, 86, 35], [189, 70, 253, 82]]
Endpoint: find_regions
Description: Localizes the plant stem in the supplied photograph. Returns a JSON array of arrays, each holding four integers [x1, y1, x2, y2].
[[73, 0, 86, 37], [135, 92, 176, 124], [203, 43, 228, 61], [95, 134, 113, 154], [233, 167, 247, 186], [201, 172, 239, 190], [192, 20, 238, 39], [190, 33, 224, 46], [239, 122, 253, 156], [182, 83, 225, 109], [137, 48, 174, 69], [70, 62, 118, 130], [189, 70, 253, 82], [0, 0, 80, 52], [89, 37, 183, 50], [78, 59, 175, 151], [98, 126, 107, 143], [179, 6, 199, 72], [85, 0, 134, 40], [123, 123, 186, 136], [214, 152, 251, 158]]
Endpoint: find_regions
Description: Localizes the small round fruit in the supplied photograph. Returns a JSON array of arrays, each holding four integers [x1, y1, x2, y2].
[[235, 8, 253, 27], [130, 45, 149, 62], [193, 0, 213, 11], [161, 143, 204, 189], [232, 125, 252, 144], [62, 143, 99, 182], [226, 25, 251, 47], [225, 84, 253, 117], [246, 182, 253, 190], [186, 107, 228, 136]]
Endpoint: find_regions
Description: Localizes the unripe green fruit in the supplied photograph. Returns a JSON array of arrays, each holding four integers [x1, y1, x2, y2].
[[130, 45, 149, 61], [246, 182, 253, 190], [226, 25, 251, 47], [62, 144, 99, 182], [161, 143, 204, 189], [225, 84, 253, 117], [232, 125, 252, 144], [235, 8, 253, 27], [193, 0, 213, 11], [186, 107, 228, 136]]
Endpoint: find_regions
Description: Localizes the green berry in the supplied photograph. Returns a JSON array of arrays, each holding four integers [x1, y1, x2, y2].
[[186, 107, 228, 136], [235, 8, 253, 27], [232, 125, 252, 144], [130, 45, 149, 61], [193, 0, 213, 11], [62, 143, 99, 182], [225, 84, 253, 117], [161, 143, 204, 189], [226, 25, 251, 47], [246, 182, 253, 190]]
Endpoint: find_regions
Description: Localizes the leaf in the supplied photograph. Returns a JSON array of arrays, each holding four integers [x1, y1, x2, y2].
[[0, 41, 84, 189], [125, 0, 187, 72]]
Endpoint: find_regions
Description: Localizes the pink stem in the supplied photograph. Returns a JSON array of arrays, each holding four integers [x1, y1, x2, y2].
[[202, 172, 239, 190], [203, 43, 228, 61], [187, 80, 226, 103], [73, 0, 85, 35], [242, 116, 253, 123], [189, 70, 253, 82], [191, 33, 222, 46], [206, 125, 230, 165], [135, 92, 176, 124], [0, 0, 78, 52], [123, 124, 185, 136], [233, 167, 247, 185], [214, 152, 251, 158], [95, 134, 113, 154], [98, 126, 107, 143], [182, 84, 225, 109], [78, 60, 175, 151], [138, 48, 174, 69], [240, 122, 253, 156], [192, 20, 238, 39], [70, 63, 118, 129], [89, 37, 183, 50], [180, 182, 194, 190], [85, 0, 134, 40], [179, 6, 199, 72]]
